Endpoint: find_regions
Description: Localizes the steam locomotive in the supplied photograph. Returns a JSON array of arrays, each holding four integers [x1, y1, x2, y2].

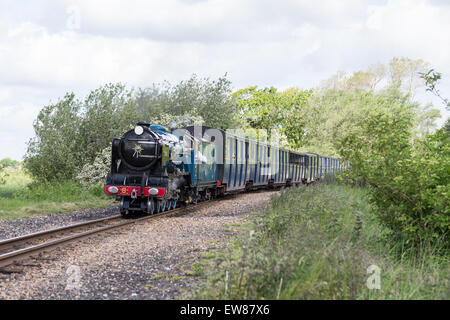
[[104, 122, 344, 216]]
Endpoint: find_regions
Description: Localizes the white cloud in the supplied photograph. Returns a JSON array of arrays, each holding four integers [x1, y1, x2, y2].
[[0, 0, 448, 160]]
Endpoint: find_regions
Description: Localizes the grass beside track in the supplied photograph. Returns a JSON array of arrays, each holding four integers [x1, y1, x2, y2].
[[0, 168, 113, 220], [193, 181, 449, 300]]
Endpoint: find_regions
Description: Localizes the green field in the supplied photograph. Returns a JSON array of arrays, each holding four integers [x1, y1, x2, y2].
[[0, 167, 113, 220], [194, 181, 449, 300]]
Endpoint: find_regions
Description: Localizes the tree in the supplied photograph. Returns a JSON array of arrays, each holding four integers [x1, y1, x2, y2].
[[25, 75, 238, 182], [25, 93, 83, 181], [323, 57, 429, 98], [136, 74, 238, 130], [25, 84, 139, 181], [232, 86, 311, 148], [415, 103, 442, 137], [0, 158, 20, 168], [232, 86, 283, 133], [420, 68, 450, 133], [79, 83, 139, 164]]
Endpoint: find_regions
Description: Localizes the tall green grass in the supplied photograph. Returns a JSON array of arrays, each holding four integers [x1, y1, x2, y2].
[[194, 182, 449, 300], [0, 168, 113, 220]]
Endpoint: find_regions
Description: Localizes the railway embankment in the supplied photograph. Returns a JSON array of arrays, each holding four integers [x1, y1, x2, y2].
[[192, 182, 449, 300]]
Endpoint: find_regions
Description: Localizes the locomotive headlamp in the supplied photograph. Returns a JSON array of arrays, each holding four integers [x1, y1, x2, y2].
[[134, 125, 144, 135], [108, 186, 119, 194]]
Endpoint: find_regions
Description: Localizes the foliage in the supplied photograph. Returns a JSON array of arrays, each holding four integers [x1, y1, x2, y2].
[[25, 75, 236, 182], [0, 158, 20, 168], [323, 57, 429, 96], [445, 118, 450, 132], [194, 183, 449, 300], [337, 98, 449, 247], [232, 86, 312, 149], [0, 164, 6, 185], [420, 68, 450, 133], [24, 84, 138, 182], [0, 167, 32, 198], [230, 58, 438, 156], [136, 74, 238, 130], [420, 69, 450, 110], [154, 110, 204, 128], [298, 88, 418, 156], [79, 83, 139, 165], [76, 147, 111, 187], [25, 93, 83, 182]]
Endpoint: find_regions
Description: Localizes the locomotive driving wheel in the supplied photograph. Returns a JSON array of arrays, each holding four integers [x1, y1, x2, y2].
[[119, 198, 129, 217], [146, 198, 155, 215]]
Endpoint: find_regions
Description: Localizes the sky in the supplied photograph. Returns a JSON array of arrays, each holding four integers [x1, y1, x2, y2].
[[0, 0, 449, 160]]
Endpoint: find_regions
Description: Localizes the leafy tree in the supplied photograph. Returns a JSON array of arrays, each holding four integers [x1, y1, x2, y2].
[[0, 158, 20, 168], [25, 75, 236, 182], [415, 103, 442, 137], [232, 86, 282, 133], [444, 118, 450, 132], [25, 84, 139, 181], [297, 88, 418, 156], [323, 57, 429, 96], [420, 68, 450, 132], [388, 57, 429, 97], [232, 86, 311, 148], [136, 74, 237, 130], [25, 93, 83, 181], [79, 83, 139, 164], [313, 57, 441, 151], [420, 69, 450, 110]]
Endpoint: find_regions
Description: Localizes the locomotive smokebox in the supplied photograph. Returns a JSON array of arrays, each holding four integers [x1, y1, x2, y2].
[[118, 125, 161, 171]]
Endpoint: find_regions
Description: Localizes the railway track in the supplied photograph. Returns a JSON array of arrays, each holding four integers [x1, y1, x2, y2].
[[0, 201, 212, 269]]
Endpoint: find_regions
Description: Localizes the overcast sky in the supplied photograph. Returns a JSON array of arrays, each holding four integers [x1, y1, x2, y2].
[[0, 0, 449, 160]]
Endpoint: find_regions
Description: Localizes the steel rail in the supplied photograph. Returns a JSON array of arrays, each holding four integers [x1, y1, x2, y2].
[[0, 214, 122, 247], [0, 200, 212, 269]]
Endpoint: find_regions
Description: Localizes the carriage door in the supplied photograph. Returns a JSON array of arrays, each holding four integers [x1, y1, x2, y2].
[[244, 141, 249, 185]]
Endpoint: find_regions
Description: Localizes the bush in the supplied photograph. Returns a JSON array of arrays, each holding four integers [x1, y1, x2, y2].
[[76, 147, 111, 187], [338, 97, 449, 248], [373, 129, 449, 247], [0, 158, 20, 168], [0, 164, 7, 185]]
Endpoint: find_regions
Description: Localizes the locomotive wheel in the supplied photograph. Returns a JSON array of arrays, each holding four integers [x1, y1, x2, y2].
[[146, 198, 155, 215], [171, 200, 177, 209], [160, 199, 167, 212], [119, 198, 128, 217], [167, 200, 172, 211], [120, 208, 129, 217], [155, 200, 161, 213]]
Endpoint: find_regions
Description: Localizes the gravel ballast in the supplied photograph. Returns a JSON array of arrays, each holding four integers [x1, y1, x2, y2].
[[0, 190, 277, 300], [0, 206, 119, 240]]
